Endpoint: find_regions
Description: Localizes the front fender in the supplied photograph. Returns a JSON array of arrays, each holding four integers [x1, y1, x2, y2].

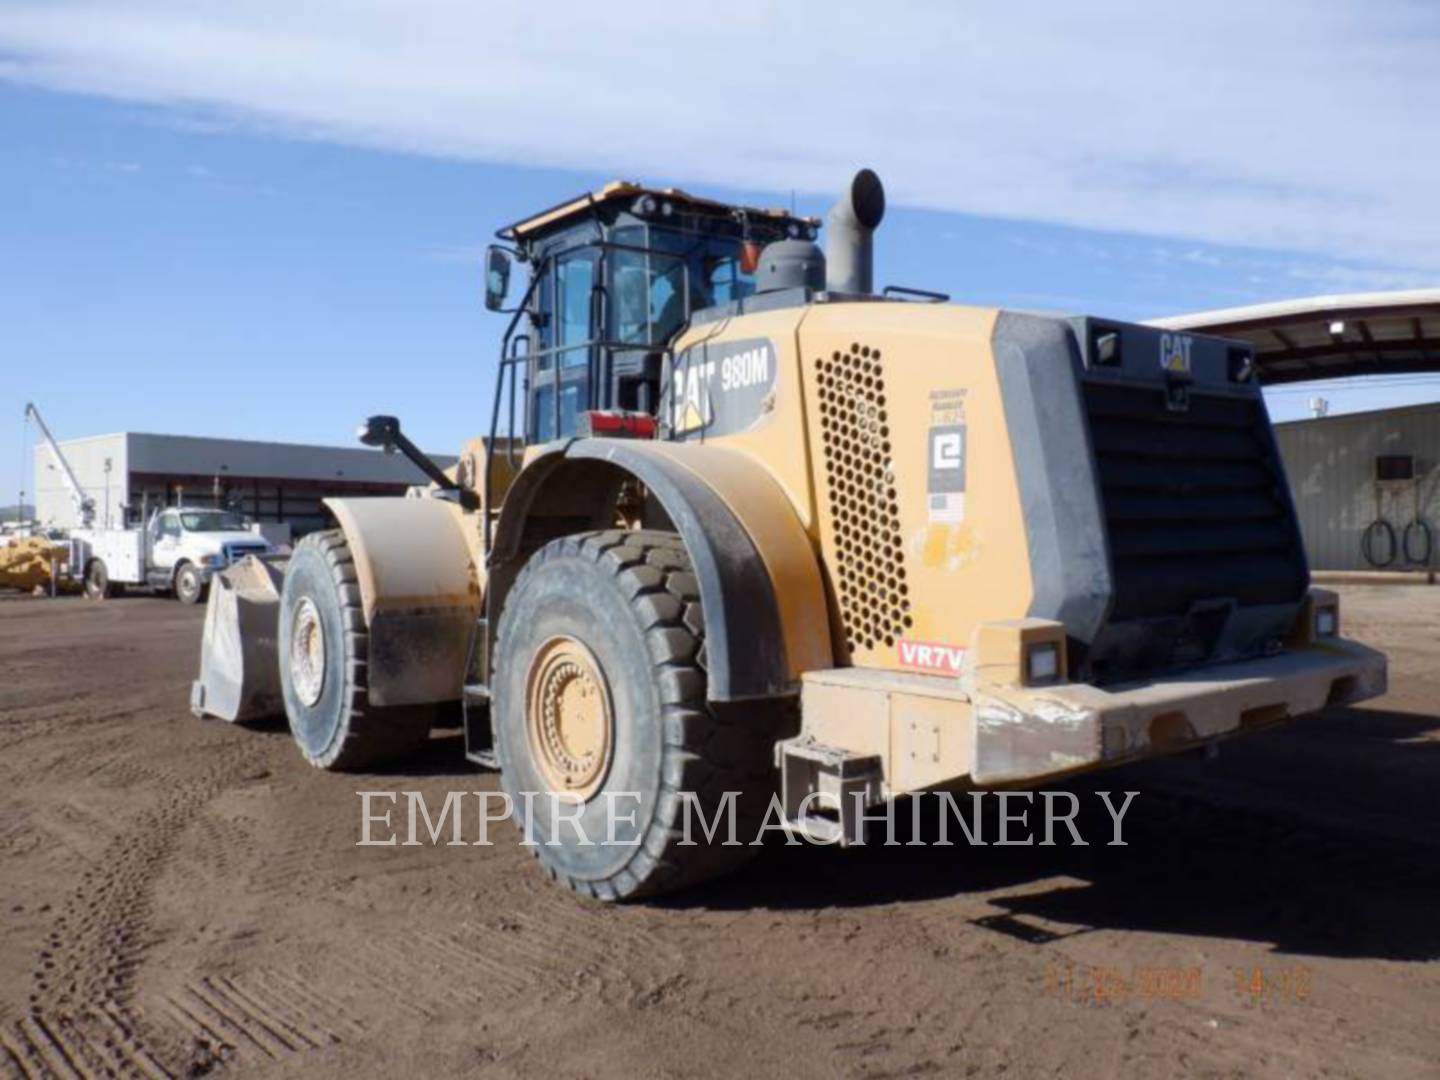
[[324, 496, 481, 707]]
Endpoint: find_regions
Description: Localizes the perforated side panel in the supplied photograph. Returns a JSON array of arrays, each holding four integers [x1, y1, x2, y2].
[[816, 343, 913, 653]]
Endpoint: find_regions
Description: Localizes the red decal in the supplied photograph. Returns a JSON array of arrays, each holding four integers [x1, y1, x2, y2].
[[897, 638, 967, 674]]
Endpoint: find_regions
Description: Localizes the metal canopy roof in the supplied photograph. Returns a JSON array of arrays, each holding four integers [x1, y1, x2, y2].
[[1149, 289, 1440, 385], [499, 180, 816, 241]]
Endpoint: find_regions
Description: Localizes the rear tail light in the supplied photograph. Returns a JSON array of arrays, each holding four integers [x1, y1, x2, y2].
[[576, 410, 657, 439]]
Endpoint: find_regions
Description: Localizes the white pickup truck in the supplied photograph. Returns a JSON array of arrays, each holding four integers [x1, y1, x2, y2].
[[72, 507, 280, 604]]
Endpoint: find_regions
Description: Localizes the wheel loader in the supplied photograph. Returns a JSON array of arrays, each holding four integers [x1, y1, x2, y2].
[[193, 168, 1387, 900]]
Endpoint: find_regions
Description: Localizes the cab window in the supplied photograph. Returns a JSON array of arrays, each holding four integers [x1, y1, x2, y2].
[[705, 253, 753, 305], [530, 248, 596, 440], [532, 383, 584, 443], [556, 251, 595, 368], [609, 226, 694, 347]]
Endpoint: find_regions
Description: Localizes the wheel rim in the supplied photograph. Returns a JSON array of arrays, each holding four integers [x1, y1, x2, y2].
[[179, 569, 195, 599], [525, 636, 614, 800], [289, 596, 327, 707]]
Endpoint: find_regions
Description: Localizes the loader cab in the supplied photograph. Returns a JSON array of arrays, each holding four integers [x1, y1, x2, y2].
[[488, 183, 816, 443]]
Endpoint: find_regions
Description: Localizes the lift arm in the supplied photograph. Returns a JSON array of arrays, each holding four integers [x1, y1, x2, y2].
[[24, 402, 95, 527]]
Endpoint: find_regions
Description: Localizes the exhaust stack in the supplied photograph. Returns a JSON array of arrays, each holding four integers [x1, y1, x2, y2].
[[825, 168, 886, 294]]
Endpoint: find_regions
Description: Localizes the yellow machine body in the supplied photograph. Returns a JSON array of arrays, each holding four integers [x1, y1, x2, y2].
[[195, 174, 1386, 855], [303, 297, 1383, 823]]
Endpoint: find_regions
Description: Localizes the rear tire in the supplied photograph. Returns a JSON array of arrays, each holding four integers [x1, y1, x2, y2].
[[83, 559, 113, 600], [493, 529, 778, 901], [278, 529, 433, 769], [175, 562, 206, 605]]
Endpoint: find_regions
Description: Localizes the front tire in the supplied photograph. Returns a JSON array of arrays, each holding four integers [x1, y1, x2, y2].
[[278, 530, 433, 769], [493, 530, 777, 901], [175, 562, 207, 605]]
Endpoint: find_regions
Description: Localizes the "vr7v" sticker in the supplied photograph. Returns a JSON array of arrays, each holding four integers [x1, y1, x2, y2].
[[898, 638, 967, 675]]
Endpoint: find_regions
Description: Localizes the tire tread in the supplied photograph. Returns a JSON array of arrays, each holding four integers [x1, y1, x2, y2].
[[288, 530, 431, 770], [496, 529, 781, 900]]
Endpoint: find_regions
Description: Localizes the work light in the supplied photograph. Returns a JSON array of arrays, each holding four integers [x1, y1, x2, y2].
[[1026, 642, 1061, 686]]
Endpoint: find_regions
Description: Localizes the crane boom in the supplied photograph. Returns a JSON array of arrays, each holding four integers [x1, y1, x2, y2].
[[24, 402, 95, 527]]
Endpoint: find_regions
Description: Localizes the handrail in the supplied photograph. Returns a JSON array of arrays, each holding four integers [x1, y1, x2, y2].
[[482, 234, 711, 557], [484, 266, 545, 558]]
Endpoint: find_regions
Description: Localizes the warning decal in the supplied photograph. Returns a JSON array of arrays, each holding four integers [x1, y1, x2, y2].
[[927, 424, 966, 524], [927, 388, 968, 524]]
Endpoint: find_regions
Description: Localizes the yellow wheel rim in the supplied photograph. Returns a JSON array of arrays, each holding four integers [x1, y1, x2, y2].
[[525, 636, 614, 800]]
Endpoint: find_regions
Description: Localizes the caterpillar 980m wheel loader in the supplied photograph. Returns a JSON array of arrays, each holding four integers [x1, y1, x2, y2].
[[194, 169, 1386, 900]]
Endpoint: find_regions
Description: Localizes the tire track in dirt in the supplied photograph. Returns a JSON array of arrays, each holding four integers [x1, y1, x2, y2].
[[159, 974, 343, 1072], [0, 702, 166, 758], [160, 893, 692, 1060], [13, 737, 267, 1079], [0, 1007, 168, 1080], [55, 763, 688, 1072]]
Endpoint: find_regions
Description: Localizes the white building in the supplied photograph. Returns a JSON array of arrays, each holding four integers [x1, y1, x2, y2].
[[1271, 404, 1439, 572], [35, 431, 456, 534]]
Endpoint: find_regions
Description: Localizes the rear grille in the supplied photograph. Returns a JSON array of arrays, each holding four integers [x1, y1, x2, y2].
[[1082, 380, 1306, 623]]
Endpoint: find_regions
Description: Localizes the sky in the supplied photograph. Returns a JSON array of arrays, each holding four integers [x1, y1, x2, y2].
[[4, 0, 1440, 507]]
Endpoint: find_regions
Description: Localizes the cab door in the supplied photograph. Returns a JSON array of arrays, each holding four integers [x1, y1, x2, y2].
[[150, 511, 183, 572], [529, 249, 596, 441]]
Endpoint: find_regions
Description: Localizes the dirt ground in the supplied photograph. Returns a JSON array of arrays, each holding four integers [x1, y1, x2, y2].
[[1, 587, 1437, 1079]]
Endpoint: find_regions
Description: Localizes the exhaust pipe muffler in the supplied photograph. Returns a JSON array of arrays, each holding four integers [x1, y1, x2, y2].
[[825, 168, 886, 295]]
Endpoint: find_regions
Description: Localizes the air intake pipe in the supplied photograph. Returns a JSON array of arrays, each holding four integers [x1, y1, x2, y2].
[[825, 168, 886, 294]]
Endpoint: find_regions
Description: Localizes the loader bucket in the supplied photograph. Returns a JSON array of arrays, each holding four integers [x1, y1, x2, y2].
[[191, 554, 289, 723]]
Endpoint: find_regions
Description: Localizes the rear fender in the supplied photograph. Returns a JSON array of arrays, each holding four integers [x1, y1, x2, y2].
[[324, 497, 482, 707], [490, 441, 831, 700]]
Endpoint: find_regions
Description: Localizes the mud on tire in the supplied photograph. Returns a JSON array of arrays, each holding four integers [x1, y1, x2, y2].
[[278, 529, 433, 770], [493, 529, 781, 901]]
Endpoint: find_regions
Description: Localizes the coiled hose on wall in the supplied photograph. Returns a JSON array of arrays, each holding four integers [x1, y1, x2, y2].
[[1404, 519, 1433, 566], [1361, 518, 1397, 568]]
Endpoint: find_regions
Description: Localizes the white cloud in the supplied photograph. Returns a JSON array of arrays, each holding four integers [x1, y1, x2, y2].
[[2, 1, 1438, 269]]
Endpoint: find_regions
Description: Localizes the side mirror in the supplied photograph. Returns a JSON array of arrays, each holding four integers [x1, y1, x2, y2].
[[357, 414, 401, 451], [484, 246, 513, 312]]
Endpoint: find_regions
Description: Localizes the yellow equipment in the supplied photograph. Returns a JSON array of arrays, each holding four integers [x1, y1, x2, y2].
[[196, 170, 1386, 899], [0, 536, 68, 592]]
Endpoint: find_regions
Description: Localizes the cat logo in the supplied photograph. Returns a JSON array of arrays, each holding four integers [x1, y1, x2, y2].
[[671, 358, 716, 434], [1159, 332, 1193, 376], [667, 337, 777, 439]]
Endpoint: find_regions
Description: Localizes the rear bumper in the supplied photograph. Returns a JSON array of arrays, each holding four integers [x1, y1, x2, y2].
[[781, 638, 1385, 843], [973, 638, 1387, 785]]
